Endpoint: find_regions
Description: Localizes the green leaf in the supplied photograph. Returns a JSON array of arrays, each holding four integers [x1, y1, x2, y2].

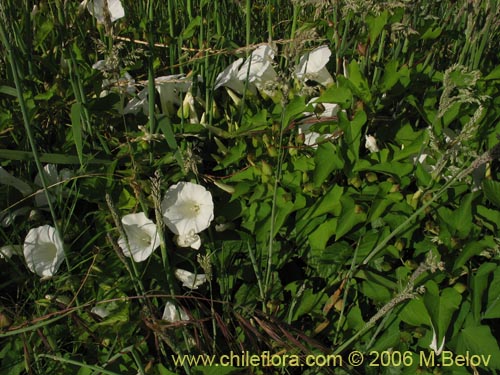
[[335, 195, 366, 240], [181, 16, 202, 39], [484, 64, 500, 80], [453, 237, 496, 271], [379, 60, 400, 93], [482, 180, 500, 208], [70, 102, 84, 166], [347, 60, 372, 104], [456, 325, 500, 369], [157, 115, 184, 168], [313, 142, 344, 186], [471, 263, 497, 324], [484, 266, 500, 319], [366, 10, 388, 46], [283, 95, 308, 129], [423, 283, 461, 348], [316, 86, 352, 107], [309, 218, 337, 251]]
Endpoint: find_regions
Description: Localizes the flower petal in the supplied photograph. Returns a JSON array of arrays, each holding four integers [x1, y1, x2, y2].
[[23, 225, 65, 277], [162, 301, 189, 322], [174, 268, 207, 289], [87, 0, 125, 23], [162, 182, 214, 235], [118, 212, 160, 262]]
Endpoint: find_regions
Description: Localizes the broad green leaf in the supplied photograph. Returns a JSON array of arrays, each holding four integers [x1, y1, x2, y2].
[[484, 267, 500, 319], [423, 283, 461, 349], [335, 196, 366, 240], [347, 60, 372, 104], [313, 142, 344, 186], [453, 237, 496, 271], [456, 325, 500, 369], [484, 64, 500, 80], [316, 85, 352, 107], [308, 218, 337, 251], [471, 263, 497, 324], [283, 95, 308, 129], [157, 115, 183, 168], [379, 60, 400, 93], [483, 180, 500, 208], [181, 16, 202, 39], [70, 102, 84, 166], [366, 10, 388, 46], [400, 297, 429, 327]]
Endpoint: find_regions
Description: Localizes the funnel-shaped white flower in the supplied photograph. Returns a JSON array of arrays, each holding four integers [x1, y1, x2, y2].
[[175, 268, 207, 289], [24, 225, 65, 278], [161, 182, 214, 236], [175, 230, 202, 250], [214, 58, 245, 94], [34, 164, 73, 208], [117, 212, 160, 262], [365, 134, 379, 153], [429, 324, 446, 355], [155, 75, 194, 116], [237, 44, 278, 96], [162, 301, 190, 322], [295, 45, 333, 87], [0, 245, 22, 259], [86, 0, 125, 23], [299, 98, 340, 147]]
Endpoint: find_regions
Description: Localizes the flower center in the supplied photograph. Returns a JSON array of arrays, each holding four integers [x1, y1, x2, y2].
[[178, 200, 201, 218]]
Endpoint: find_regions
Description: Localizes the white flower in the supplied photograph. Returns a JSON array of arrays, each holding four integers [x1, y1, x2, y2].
[[299, 98, 340, 147], [34, 164, 73, 208], [91, 305, 111, 319], [174, 230, 202, 250], [0, 167, 33, 196], [214, 58, 245, 94], [155, 75, 194, 116], [295, 45, 333, 87], [162, 301, 190, 322], [161, 182, 214, 236], [23, 225, 65, 278], [237, 44, 278, 96], [174, 268, 207, 289], [365, 134, 379, 153], [117, 212, 161, 262], [429, 324, 445, 355], [0, 245, 22, 259], [86, 0, 125, 23], [123, 87, 149, 115]]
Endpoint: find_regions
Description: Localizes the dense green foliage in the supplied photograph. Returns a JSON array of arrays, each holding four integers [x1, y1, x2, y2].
[[1, 0, 500, 374]]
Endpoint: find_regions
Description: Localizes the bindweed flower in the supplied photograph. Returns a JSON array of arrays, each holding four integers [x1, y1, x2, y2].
[[299, 98, 340, 147], [86, 0, 125, 23], [295, 45, 333, 87], [162, 301, 190, 322], [365, 134, 380, 153], [155, 75, 194, 116], [174, 230, 202, 250], [174, 268, 207, 289], [215, 44, 278, 99], [34, 164, 73, 208], [161, 182, 214, 239], [429, 325, 446, 355], [214, 58, 245, 94], [0, 245, 22, 259], [237, 44, 278, 98], [24, 225, 65, 278], [117, 212, 161, 262]]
